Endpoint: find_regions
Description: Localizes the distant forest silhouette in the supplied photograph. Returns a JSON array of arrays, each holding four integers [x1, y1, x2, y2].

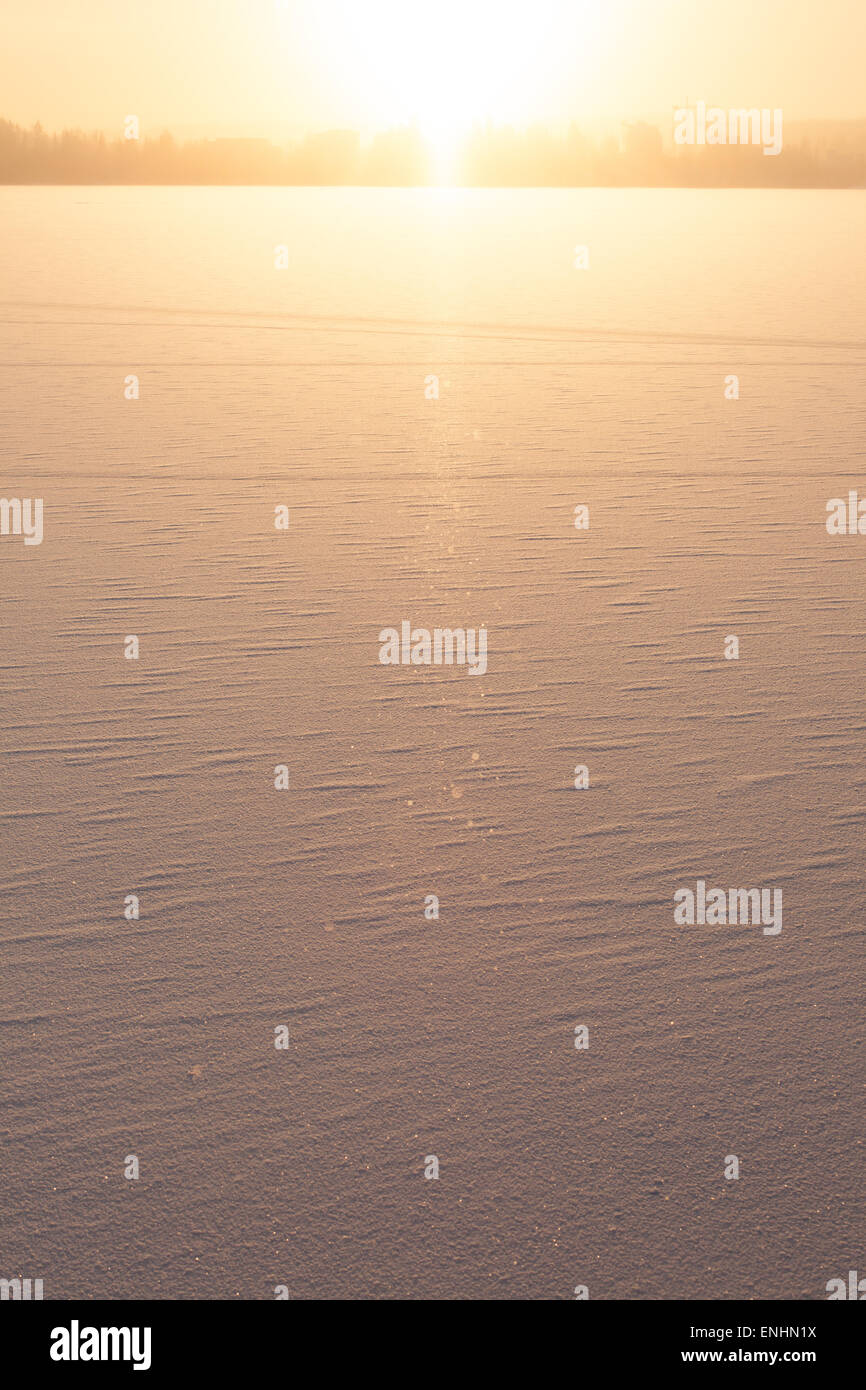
[[1, 117, 865, 187]]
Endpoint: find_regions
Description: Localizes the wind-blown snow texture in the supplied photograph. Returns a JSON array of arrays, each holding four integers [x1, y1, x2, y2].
[[1, 188, 864, 1298]]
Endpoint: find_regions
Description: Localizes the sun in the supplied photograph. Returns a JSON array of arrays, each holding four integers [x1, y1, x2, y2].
[[288, 0, 614, 181]]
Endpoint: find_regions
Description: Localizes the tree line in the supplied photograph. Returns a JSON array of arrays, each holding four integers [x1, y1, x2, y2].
[[1, 117, 863, 186]]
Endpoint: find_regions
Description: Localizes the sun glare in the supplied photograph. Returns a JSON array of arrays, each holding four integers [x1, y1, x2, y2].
[[290, 0, 613, 181]]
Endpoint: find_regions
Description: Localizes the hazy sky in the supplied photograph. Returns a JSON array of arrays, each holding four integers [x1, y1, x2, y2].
[[3, 0, 865, 141]]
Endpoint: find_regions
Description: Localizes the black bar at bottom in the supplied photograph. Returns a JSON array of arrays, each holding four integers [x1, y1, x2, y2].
[[2, 1298, 860, 1377]]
